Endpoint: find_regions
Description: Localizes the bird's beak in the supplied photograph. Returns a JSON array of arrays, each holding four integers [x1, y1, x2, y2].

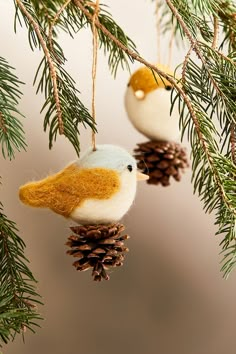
[[136, 171, 149, 181], [134, 90, 145, 100]]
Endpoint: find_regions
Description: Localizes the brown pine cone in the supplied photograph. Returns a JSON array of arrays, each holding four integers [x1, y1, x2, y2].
[[66, 223, 129, 281], [134, 140, 189, 186]]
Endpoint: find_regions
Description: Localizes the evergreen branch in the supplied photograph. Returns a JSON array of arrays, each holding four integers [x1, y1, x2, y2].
[[14, 0, 95, 156], [0, 202, 42, 345], [218, 1, 236, 52], [0, 57, 26, 160], [72, 0, 137, 76], [16, 0, 64, 135], [27, 0, 66, 32], [164, 0, 236, 276], [0, 113, 6, 134], [231, 123, 236, 165], [152, 0, 184, 46], [182, 43, 194, 84], [48, 0, 72, 57], [45, 0, 137, 76]]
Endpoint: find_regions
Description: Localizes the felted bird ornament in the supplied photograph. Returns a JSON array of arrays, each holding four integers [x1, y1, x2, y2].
[[124, 64, 180, 142], [19, 144, 148, 225], [125, 65, 189, 186]]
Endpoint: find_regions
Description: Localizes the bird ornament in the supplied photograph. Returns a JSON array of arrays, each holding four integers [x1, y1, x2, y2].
[[124, 64, 179, 142], [124, 64, 189, 186], [19, 144, 148, 225]]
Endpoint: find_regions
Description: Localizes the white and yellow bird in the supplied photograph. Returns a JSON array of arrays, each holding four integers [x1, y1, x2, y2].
[[19, 144, 148, 225], [124, 64, 180, 142]]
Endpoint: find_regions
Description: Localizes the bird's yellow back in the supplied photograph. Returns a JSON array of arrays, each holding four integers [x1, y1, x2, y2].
[[19, 164, 120, 217]]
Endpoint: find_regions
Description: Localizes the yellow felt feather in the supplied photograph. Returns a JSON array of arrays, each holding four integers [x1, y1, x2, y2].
[[128, 64, 174, 95], [19, 164, 120, 217]]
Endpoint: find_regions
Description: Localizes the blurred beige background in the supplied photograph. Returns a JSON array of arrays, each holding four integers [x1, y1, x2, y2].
[[1, 1, 236, 354]]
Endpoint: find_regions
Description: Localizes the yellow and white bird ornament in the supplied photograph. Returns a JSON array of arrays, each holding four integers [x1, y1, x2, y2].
[[124, 64, 180, 142], [19, 144, 148, 225]]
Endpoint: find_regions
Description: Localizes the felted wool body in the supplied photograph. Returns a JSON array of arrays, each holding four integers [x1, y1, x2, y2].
[[124, 64, 180, 142], [19, 145, 138, 225]]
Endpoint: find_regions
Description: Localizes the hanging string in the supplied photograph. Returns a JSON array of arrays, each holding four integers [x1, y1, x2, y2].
[[91, 0, 100, 151], [168, 20, 175, 68], [155, 0, 161, 63]]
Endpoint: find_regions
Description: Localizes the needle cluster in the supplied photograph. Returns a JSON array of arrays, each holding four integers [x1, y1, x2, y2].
[[161, 0, 236, 277], [0, 202, 41, 345], [0, 57, 26, 160]]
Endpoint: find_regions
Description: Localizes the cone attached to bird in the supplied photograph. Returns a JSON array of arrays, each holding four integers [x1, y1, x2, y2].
[[19, 144, 148, 280], [66, 223, 129, 281], [124, 64, 189, 186]]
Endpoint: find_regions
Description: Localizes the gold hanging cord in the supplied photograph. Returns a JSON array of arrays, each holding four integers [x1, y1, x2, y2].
[[90, 0, 100, 151]]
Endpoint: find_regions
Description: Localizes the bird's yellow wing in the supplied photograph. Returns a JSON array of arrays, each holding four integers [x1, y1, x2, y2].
[[19, 164, 120, 217]]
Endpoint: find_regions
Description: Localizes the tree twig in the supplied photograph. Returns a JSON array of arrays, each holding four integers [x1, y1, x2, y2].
[[212, 15, 219, 49], [0, 112, 7, 133], [48, 0, 72, 61], [165, 0, 223, 96], [165, 0, 236, 214], [182, 43, 194, 85], [15, 0, 64, 135], [231, 123, 236, 165]]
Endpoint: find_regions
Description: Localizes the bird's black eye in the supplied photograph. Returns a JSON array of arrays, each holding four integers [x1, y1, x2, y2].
[[127, 165, 133, 172], [165, 85, 172, 91]]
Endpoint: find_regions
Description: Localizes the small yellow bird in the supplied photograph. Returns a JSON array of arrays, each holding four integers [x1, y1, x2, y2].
[[19, 144, 148, 225], [124, 64, 180, 142]]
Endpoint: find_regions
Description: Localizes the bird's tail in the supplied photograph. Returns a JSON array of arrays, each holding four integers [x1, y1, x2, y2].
[[19, 177, 55, 209]]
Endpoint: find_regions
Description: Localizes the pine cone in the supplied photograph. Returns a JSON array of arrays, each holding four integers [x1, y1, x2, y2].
[[134, 140, 189, 186], [66, 223, 129, 281]]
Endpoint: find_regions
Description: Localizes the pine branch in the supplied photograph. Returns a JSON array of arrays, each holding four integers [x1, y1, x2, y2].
[[0, 57, 26, 160], [16, 0, 64, 135], [0, 202, 42, 345], [24, 0, 66, 32], [14, 0, 96, 156], [0, 56, 41, 344], [165, 0, 236, 276], [50, 0, 138, 76], [218, 1, 236, 52], [212, 15, 219, 49], [231, 123, 236, 165], [13, 0, 139, 155], [48, 0, 72, 56]]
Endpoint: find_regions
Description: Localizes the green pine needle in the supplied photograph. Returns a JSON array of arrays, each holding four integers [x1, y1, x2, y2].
[[0, 57, 26, 160], [0, 202, 42, 346]]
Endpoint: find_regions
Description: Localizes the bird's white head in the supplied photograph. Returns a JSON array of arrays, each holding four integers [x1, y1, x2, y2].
[[77, 144, 148, 182]]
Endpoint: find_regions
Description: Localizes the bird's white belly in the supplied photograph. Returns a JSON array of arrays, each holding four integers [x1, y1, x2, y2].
[[125, 87, 180, 141], [70, 176, 136, 225]]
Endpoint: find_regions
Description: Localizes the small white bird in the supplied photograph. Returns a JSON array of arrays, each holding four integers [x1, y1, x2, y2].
[[19, 144, 148, 225], [124, 64, 180, 142]]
